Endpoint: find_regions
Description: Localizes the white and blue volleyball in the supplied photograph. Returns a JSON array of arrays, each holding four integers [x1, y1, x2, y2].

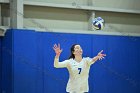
[[92, 17, 104, 30]]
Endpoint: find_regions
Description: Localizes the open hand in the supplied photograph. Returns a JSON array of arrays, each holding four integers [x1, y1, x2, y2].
[[97, 50, 106, 60], [53, 44, 63, 57]]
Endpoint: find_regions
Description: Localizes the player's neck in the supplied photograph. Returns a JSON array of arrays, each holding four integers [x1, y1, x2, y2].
[[74, 56, 82, 63]]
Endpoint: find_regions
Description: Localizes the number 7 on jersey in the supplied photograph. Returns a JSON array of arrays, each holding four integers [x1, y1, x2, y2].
[[78, 68, 82, 74]]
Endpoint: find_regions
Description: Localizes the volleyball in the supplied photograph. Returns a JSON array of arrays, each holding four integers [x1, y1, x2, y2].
[[92, 17, 104, 30]]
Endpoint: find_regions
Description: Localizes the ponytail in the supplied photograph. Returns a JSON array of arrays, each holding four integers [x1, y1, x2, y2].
[[69, 53, 75, 59], [68, 44, 78, 59]]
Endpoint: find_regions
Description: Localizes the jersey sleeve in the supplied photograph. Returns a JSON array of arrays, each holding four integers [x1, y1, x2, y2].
[[54, 58, 69, 68], [86, 57, 95, 66]]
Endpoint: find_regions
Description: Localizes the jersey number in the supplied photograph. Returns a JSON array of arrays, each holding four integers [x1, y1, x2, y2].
[[78, 68, 82, 74]]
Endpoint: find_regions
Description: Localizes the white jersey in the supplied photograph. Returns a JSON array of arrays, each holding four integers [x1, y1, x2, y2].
[[54, 57, 95, 93]]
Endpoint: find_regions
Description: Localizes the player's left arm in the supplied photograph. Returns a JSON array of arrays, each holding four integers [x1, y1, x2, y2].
[[88, 50, 106, 65]]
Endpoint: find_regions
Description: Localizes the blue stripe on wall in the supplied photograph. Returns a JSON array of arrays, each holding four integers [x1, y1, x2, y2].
[[1, 29, 140, 93]]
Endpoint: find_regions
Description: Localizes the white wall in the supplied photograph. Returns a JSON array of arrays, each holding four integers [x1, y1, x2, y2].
[[92, 0, 140, 10], [24, 5, 140, 33], [1, 1, 140, 35], [24, 6, 88, 30], [24, 0, 140, 10], [1, 4, 10, 26], [24, 0, 88, 6], [96, 12, 140, 33]]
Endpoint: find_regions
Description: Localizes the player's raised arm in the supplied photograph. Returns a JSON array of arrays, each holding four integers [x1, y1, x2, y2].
[[88, 50, 106, 65], [53, 43, 62, 58], [53, 44, 68, 68], [93, 50, 106, 62], [53, 43, 62, 67]]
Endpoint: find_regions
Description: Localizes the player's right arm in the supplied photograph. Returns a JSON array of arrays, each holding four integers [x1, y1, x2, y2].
[[53, 43, 68, 68], [54, 57, 69, 68]]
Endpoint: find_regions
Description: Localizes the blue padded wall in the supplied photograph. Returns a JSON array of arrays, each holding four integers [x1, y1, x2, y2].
[[1, 29, 13, 93], [1, 29, 140, 93], [89, 35, 140, 93], [13, 29, 43, 93], [42, 33, 140, 93]]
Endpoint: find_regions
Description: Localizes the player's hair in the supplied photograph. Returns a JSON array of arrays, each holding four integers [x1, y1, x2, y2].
[[69, 44, 78, 59]]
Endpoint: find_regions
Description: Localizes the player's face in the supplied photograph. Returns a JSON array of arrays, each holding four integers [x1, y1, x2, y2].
[[73, 45, 83, 56]]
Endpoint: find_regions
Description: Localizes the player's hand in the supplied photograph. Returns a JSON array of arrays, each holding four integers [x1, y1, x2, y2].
[[97, 50, 106, 60], [53, 43, 63, 57]]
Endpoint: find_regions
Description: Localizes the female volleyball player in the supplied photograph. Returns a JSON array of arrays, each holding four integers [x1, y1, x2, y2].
[[53, 44, 106, 93]]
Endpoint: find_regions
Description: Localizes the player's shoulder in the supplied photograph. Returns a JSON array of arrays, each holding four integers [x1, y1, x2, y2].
[[64, 58, 74, 63], [82, 57, 92, 66], [65, 58, 75, 66], [67, 58, 74, 61], [83, 57, 92, 60]]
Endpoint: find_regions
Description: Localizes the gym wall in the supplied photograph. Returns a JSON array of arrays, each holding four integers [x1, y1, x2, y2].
[[1, 29, 140, 93]]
